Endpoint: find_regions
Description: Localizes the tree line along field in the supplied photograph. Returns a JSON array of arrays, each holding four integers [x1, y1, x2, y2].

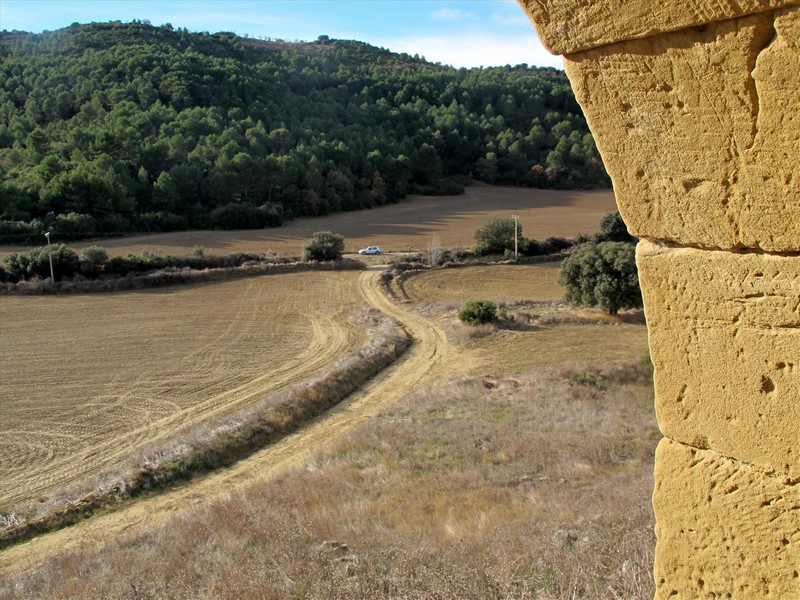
[[0, 271, 366, 510], [1, 22, 610, 247], [0, 186, 617, 259]]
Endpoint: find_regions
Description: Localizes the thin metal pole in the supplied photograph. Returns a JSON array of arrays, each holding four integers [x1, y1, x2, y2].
[[512, 214, 519, 261], [44, 232, 55, 281]]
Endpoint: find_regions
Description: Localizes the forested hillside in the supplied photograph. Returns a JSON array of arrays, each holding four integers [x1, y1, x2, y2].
[[0, 21, 608, 242]]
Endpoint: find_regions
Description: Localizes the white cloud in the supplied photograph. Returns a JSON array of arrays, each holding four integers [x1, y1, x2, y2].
[[431, 8, 476, 22], [490, 11, 532, 28], [377, 31, 563, 69]]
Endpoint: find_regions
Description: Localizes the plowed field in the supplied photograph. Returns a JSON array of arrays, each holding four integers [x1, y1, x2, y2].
[[401, 263, 564, 304], [0, 272, 366, 509], [0, 262, 649, 576], [0, 187, 615, 258]]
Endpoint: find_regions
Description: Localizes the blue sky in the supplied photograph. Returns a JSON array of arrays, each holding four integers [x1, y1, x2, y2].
[[0, 0, 563, 69]]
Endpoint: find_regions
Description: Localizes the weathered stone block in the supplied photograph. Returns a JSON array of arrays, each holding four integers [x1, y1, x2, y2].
[[565, 6, 800, 251], [638, 241, 800, 476], [518, 0, 798, 54], [654, 439, 800, 598]]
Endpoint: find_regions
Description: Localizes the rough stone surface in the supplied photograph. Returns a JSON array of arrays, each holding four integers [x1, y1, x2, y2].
[[638, 241, 800, 476], [654, 439, 800, 598], [565, 6, 800, 251], [517, 0, 798, 54], [519, 0, 800, 592]]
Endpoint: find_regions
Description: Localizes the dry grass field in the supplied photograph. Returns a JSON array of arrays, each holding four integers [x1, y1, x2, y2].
[[1, 226, 657, 598], [401, 263, 649, 373], [0, 271, 366, 510], [0, 186, 616, 259], [2, 367, 658, 599], [402, 263, 564, 304]]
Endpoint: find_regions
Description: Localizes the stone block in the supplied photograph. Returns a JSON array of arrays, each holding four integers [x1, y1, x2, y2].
[[517, 0, 797, 54], [654, 439, 800, 598], [565, 6, 800, 251], [638, 241, 800, 476]]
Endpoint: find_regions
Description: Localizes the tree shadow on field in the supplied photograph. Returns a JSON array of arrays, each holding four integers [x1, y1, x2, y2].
[[49, 187, 615, 257]]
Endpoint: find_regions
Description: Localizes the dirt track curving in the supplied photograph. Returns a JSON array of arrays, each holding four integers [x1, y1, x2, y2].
[[0, 269, 481, 575]]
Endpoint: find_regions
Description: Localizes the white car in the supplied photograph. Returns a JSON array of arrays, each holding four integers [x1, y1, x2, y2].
[[358, 245, 381, 255]]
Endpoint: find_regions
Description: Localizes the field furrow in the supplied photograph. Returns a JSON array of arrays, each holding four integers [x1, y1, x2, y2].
[[0, 272, 365, 508], [0, 268, 485, 575]]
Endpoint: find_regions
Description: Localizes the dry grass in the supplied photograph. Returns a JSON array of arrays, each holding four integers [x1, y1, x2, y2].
[[0, 249, 658, 597], [401, 263, 565, 304], [0, 271, 367, 510], [0, 187, 616, 259], [0, 364, 657, 599], [0, 310, 410, 547], [419, 292, 649, 375]]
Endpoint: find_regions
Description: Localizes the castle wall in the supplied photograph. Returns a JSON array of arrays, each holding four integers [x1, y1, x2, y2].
[[517, 1, 800, 596]]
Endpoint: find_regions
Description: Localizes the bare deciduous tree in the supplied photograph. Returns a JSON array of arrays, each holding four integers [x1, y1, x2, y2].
[[426, 235, 441, 267]]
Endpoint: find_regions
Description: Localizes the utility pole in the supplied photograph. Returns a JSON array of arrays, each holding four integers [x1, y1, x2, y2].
[[512, 214, 519, 261], [44, 231, 55, 281]]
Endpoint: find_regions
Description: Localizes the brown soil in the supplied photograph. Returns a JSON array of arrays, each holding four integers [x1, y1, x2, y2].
[[401, 262, 565, 304], [0, 187, 616, 258], [0, 272, 365, 509], [0, 268, 484, 575]]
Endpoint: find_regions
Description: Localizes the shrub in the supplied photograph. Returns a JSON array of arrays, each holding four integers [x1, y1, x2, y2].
[[597, 211, 636, 243], [0, 219, 43, 245], [303, 231, 344, 261], [209, 203, 265, 230], [541, 236, 574, 254], [78, 246, 109, 277], [51, 212, 98, 240], [105, 252, 165, 276], [3, 244, 80, 281], [568, 371, 604, 389], [518, 237, 544, 256], [135, 211, 188, 233], [458, 300, 497, 325], [473, 217, 518, 256], [559, 241, 642, 314]]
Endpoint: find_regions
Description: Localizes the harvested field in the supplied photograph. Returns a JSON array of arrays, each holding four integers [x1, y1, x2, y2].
[[401, 263, 649, 372], [0, 258, 653, 590], [0, 186, 615, 258], [401, 263, 564, 304], [1, 366, 658, 599], [0, 271, 366, 510]]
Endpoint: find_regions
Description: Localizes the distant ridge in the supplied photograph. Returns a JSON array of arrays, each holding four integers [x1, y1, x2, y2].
[[0, 21, 609, 244]]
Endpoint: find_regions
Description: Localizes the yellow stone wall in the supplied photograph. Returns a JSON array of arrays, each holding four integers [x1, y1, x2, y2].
[[516, 1, 800, 596]]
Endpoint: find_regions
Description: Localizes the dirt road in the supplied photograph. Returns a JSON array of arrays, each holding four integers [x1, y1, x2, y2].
[[0, 268, 480, 575]]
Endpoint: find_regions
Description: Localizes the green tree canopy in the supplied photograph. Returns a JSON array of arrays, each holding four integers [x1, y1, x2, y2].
[[559, 241, 642, 314], [303, 231, 344, 262], [0, 22, 609, 244], [473, 217, 520, 256]]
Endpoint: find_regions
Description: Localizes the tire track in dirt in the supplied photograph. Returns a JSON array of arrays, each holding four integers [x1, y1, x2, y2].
[[2, 310, 353, 508], [0, 268, 480, 575], [1, 273, 363, 509]]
